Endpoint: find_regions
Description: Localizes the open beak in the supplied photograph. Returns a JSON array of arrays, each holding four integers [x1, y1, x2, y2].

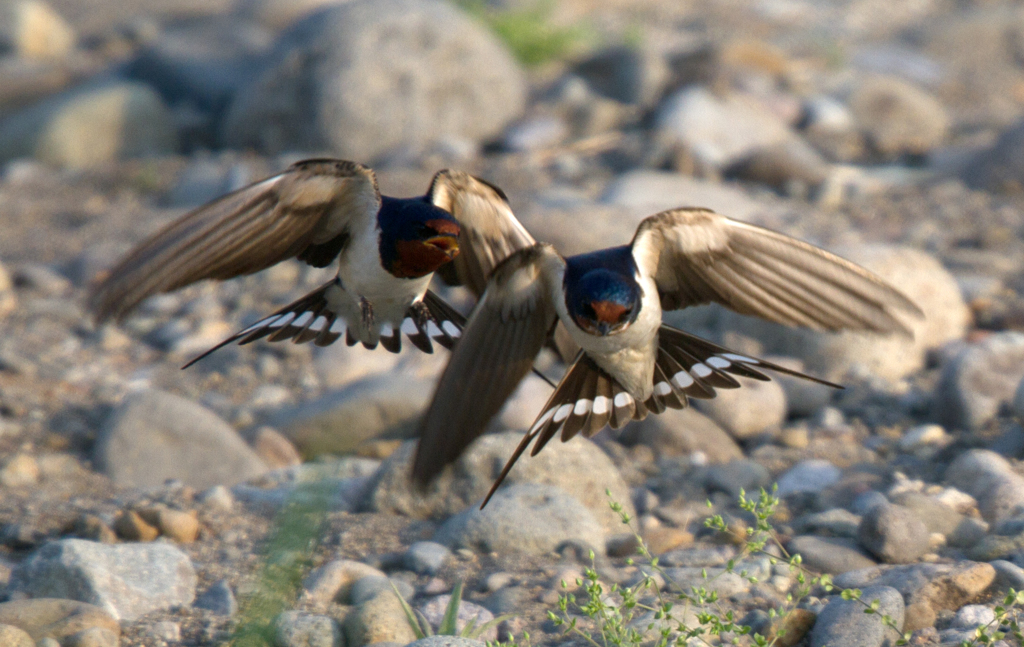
[[425, 234, 460, 260]]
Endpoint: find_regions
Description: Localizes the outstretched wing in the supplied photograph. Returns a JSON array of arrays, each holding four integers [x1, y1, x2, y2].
[[89, 159, 381, 322], [429, 170, 536, 297], [412, 243, 564, 486], [630, 208, 923, 334]]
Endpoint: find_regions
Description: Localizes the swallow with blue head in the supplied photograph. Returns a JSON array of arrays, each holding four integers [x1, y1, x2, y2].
[[88, 159, 537, 362], [412, 207, 924, 506]]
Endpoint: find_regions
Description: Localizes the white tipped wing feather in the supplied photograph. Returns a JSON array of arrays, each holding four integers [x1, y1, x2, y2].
[[412, 244, 564, 485], [90, 160, 381, 322], [630, 208, 923, 333], [430, 170, 537, 297]]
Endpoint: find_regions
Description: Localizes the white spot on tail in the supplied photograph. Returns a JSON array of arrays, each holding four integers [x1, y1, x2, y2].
[[691, 363, 712, 378], [672, 371, 694, 389], [613, 392, 633, 408], [706, 356, 731, 369], [426, 321, 444, 338], [292, 312, 313, 328], [653, 382, 672, 396], [574, 399, 592, 415], [442, 321, 461, 337], [271, 313, 295, 328], [592, 396, 611, 415], [723, 353, 758, 364], [529, 407, 557, 433], [329, 319, 346, 334], [308, 316, 327, 332], [553, 404, 574, 423], [380, 322, 394, 336], [401, 318, 418, 335], [240, 315, 277, 335]]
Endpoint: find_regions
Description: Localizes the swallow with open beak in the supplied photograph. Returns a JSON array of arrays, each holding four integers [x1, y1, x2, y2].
[[89, 159, 535, 363]]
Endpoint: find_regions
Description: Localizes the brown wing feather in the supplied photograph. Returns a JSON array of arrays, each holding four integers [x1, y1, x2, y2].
[[89, 159, 380, 322], [429, 170, 536, 297], [630, 208, 923, 334], [412, 244, 563, 486]]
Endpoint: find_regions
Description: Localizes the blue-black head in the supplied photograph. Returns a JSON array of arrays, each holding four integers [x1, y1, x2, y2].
[[378, 196, 460, 279], [565, 263, 641, 337]]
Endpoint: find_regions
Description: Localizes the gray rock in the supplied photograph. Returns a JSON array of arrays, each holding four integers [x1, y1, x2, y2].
[[124, 19, 271, 142], [810, 585, 904, 647], [787, 536, 877, 575], [703, 459, 771, 498], [96, 389, 268, 490], [269, 373, 434, 458], [777, 459, 842, 496], [659, 545, 736, 568], [619, 406, 743, 463], [349, 576, 413, 606], [725, 138, 830, 195], [367, 432, 634, 535], [418, 595, 496, 640], [857, 504, 930, 564], [503, 114, 567, 152], [693, 376, 786, 439], [849, 75, 949, 159], [991, 560, 1024, 590], [934, 332, 1024, 430], [274, 610, 341, 647], [405, 541, 451, 576], [656, 86, 794, 170], [832, 561, 996, 631], [722, 245, 965, 381], [0, 81, 176, 169], [946, 449, 1024, 524], [193, 579, 237, 617], [951, 604, 995, 629], [601, 170, 778, 223], [889, 491, 965, 539], [9, 539, 197, 621], [963, 117, 1024, 192], [663, 557, 771, 598], [434, 484, 606, 556], [792, 508, 863, 538], [573, 45, 667, 106], [850, 491, 889, 516], [223, 0, 526, 160]]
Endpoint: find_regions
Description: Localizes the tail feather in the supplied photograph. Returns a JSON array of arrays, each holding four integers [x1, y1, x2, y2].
[[481, 323, 841, 506]]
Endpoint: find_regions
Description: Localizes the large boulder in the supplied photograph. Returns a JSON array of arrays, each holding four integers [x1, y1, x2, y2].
[[366, 431, 635, 534], [96, 389, 268, 489], [222, 0, 526, 159]]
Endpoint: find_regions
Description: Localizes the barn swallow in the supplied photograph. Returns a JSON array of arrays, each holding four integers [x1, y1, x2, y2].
[[412, 207, 924, 505], [89, 159, 535, 363]]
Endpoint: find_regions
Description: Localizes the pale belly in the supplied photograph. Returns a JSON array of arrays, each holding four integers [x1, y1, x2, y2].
[[331, 230, 431, 342], [557, 275, 662, 400]]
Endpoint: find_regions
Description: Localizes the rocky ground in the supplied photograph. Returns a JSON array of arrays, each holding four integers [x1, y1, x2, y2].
[[6, 0, 1024, 646]]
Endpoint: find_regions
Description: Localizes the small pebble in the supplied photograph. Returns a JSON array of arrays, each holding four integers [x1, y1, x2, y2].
[[404, 541, 451, 575], [113, 510, 159, 542]]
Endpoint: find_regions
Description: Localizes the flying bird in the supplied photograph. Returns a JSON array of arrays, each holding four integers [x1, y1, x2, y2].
[[89, 159, 535, 363], [412, 207, 923, 505]]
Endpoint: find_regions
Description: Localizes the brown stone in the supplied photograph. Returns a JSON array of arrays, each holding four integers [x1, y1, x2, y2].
[[0, 624, 33, 647], [153, 508, 200, 544], [0, 599, 119, 641], [113, 510, 158, 542], [770, 608, 816, 647], [343, 590, 417, 645], [250, 426, 302, 469], [74, 515, 116, 544], [643, 527, 694, 555]]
